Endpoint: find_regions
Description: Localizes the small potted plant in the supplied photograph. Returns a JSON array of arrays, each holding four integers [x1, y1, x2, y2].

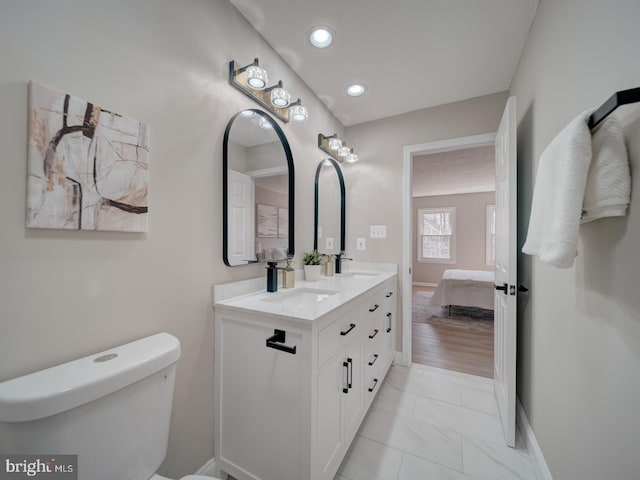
[[302, 250, 322, 281]]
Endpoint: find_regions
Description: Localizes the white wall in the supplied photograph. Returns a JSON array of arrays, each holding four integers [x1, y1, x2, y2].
[[510, 0, 640, 478], [345, 92, 508, 348], [413, 192, 495, 285], [0, 1, 343, 477]]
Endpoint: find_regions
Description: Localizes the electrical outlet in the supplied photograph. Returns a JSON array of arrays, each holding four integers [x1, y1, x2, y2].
[[326, 237, 334, 250], [370, 225, 387, 238], [356, 237, 366, 250]]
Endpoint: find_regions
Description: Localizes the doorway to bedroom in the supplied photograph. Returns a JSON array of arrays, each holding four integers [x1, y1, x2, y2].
[[410, 143, 496, 378]]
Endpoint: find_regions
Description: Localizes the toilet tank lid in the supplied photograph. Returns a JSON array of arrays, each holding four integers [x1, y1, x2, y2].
[[0, 333, 181, 423]]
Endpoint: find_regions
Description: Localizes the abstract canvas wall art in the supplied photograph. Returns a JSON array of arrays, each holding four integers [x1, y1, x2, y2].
[[27, 82, 149, 232]]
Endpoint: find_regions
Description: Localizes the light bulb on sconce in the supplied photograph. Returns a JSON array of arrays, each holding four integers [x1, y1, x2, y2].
[[246, 65, 268, 89], [259, 117, 274, 130], [346, 152, 359, 163], [328, 137, 341, 150], [270, 87, 291, 108], [338, 145, 350, 157], [289, 103, 308, 122]]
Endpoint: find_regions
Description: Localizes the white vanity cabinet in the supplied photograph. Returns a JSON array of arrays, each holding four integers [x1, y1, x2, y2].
[[213, 269, 397, 480]]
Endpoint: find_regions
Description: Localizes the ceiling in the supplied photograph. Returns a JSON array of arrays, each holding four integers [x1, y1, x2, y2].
[[230, 0, 539, 126], [412, 145, 495, 197]]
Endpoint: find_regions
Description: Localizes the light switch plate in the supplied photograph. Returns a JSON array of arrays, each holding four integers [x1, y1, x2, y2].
[[326, 237, 334, 250], [370, 225, 387, 239], [356, 237, 366, 250]]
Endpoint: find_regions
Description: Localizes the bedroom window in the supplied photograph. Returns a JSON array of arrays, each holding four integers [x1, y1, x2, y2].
[[417, 207, 456, 263], [486, 204, 496, 265]]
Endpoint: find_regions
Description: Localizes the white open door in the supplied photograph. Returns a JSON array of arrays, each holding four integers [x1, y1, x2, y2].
[[228, 169, 255, 266], [494, 96, 517, 447]]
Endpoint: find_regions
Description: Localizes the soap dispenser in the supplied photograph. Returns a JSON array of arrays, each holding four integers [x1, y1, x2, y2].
[[324, 254, 335, 277], [282, 259, 296, 289]]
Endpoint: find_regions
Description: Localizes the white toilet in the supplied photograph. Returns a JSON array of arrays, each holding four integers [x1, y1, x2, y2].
[[0, 333, 220, 480]]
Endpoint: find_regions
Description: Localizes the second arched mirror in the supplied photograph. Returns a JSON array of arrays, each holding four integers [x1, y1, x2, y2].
[[314, 158, 345, 255]]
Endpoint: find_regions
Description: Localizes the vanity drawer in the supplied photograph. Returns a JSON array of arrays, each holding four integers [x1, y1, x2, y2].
[[318, 305, 364, 367]]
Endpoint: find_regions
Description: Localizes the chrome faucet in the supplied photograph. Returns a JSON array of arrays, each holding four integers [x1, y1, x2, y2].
[[335, 253, 353, 274]]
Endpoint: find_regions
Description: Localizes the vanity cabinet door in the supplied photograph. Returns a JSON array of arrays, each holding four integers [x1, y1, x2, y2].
[[343, 338, 363, 442], [218, 317, 304, 480], [317, 336, 363, 480], [317, 352, 345, 480]]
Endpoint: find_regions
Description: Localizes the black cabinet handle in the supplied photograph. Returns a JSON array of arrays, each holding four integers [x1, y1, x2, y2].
[[386, 312, 392, 333], [266, 329, 297, 355], [368, 354, 379, 366], [340, 323, 356, 336], [343, 361, 350, 394], [347, 358, 353, 389], [386, 292, 393, 298], [368, 329, 379, 339], [368, 378, 379, 393], [369, 304, 379, 312], [495, 283, 508, 294]]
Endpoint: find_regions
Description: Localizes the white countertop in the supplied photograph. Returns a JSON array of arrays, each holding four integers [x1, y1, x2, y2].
[[212, 262, 397, 322]]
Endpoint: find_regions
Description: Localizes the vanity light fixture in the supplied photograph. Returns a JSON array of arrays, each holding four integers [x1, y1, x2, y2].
[[309, 26, 334, 48], [229, 57, 308, 123], [318, 133, 360, 164]]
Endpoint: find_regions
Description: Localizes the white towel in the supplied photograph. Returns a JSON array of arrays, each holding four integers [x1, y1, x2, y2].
[[522, 109, 631, 268], [581, 115, 631, 223]]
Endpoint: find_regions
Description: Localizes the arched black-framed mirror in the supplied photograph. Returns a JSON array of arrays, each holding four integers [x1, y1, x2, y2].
[[314, 158, 345, 254], [223, 109, 294, 267]]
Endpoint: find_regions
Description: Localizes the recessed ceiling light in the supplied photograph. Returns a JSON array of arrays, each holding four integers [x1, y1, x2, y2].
[[309, 26, 334, 48], [346, 84, 367, 97]]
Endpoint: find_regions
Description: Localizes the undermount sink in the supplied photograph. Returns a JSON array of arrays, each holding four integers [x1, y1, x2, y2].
[[339, 271, 379, 280], [261, 288, 339, 306]]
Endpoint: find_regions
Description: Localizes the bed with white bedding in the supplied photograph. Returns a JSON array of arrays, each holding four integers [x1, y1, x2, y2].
[[428, 269, 495, 311]]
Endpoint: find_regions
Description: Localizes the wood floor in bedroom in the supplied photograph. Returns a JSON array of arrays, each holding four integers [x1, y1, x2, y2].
[[412, 286, 494, 378]]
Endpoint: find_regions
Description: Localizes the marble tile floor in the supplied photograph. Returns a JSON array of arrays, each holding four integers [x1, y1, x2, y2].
[[335, 363, 539, 480]]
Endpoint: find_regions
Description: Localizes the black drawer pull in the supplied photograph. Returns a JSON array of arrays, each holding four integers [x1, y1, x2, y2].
[[368, 329, 379, 339], [386, 312, 392, 333], [347, 357, 353, 388], [369, 304, 379, 312], [266, 329, 297, 355], [386, 292, 393, 298], [340, 323, 356, 336], [368, 354, 379, 366], [343, 361, 350, 394], [368, 378, 379, 393]]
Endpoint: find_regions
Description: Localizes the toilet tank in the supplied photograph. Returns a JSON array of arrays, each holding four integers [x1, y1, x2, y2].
[[0, 333, 181, 480]]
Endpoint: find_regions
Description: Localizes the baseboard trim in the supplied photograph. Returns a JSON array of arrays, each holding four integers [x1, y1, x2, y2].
[[412, 282, 438, 287], [195, 457, 218, 477], [516, 398, 553, 480]]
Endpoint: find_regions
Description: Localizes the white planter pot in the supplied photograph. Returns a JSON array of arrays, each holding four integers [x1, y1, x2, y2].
[[304, 264, 322, 281]]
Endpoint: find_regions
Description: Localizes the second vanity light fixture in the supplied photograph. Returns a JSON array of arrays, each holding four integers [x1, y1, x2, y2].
[[318, 133, 359, 164], [230, 58, 308, 124]]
